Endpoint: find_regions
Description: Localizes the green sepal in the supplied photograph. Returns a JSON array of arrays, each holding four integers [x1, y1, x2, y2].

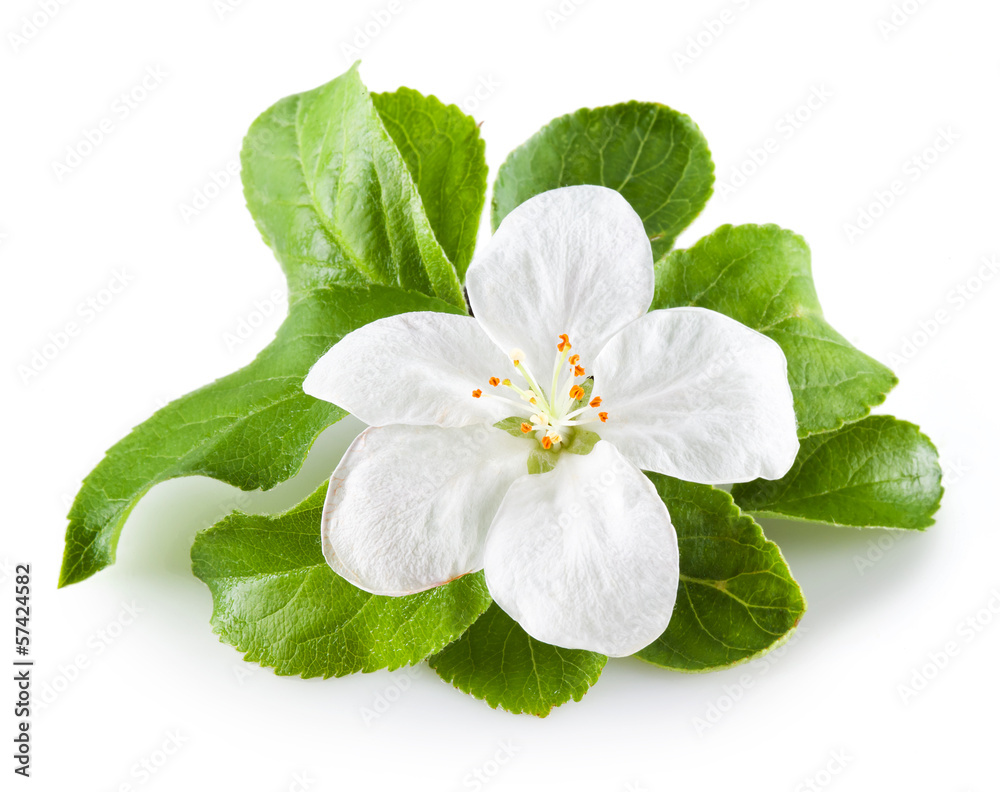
[[563, 429, 601, 456], [493, 417, 530, 438], [527, 448, 559, 474]]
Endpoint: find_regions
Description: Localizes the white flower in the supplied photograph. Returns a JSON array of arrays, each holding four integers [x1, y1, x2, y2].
[[303, 185, 799, 657]]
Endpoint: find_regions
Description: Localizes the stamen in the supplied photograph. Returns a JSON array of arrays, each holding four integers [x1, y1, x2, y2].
[[512, 357, 552, 415], [480, 387, 538, 412], [472, 389, 482, 398], [550, 339, 573, 415], [562, 398, 604, 422], [504, 380, 534, 402], [495, 337, 608, 445]]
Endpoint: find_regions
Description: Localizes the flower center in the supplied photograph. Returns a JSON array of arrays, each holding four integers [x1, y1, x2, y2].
[[472, 333, 609, 451]]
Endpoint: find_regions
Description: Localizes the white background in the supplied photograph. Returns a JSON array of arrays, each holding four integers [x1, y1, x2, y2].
[[3, 0, 998, 789]]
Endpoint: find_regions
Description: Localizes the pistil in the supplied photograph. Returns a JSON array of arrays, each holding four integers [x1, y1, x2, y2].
[[474, 333, 609, 448]]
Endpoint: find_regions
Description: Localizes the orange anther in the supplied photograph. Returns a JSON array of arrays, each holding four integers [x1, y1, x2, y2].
[[489, 377, 500, 387], [569, 354, 580, 365], [557, 334, 571, 352], [569, 385, 585, 401], [541, 436, 553, 450], [573, 365, 586, 377], [520, 422, 532, 434], [589, 397, 602, 408], [472, 389, 482, 398], [598, 412, 608, 423]]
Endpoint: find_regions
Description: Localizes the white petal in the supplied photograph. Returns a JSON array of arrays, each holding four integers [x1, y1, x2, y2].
[[303, 311, 516, 427], [483, 441, 678, 657], [466, 185, 654, 375], [323, 424, 529, 596], [593, 307, 800, 484]]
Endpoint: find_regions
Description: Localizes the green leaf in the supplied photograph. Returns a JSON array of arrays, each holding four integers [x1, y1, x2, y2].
[[428, 604, 607, 716], [731, 416, 943, 530], [60, 66, 489, 586], [372, 87, 487, 279], [191, 485, 492, 677], [242, 64, 465, 306], [60, 286, 463, 587], [652, 224, 897, 437], [491, 102, 714, 257], [636, 474, 806, 672]]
